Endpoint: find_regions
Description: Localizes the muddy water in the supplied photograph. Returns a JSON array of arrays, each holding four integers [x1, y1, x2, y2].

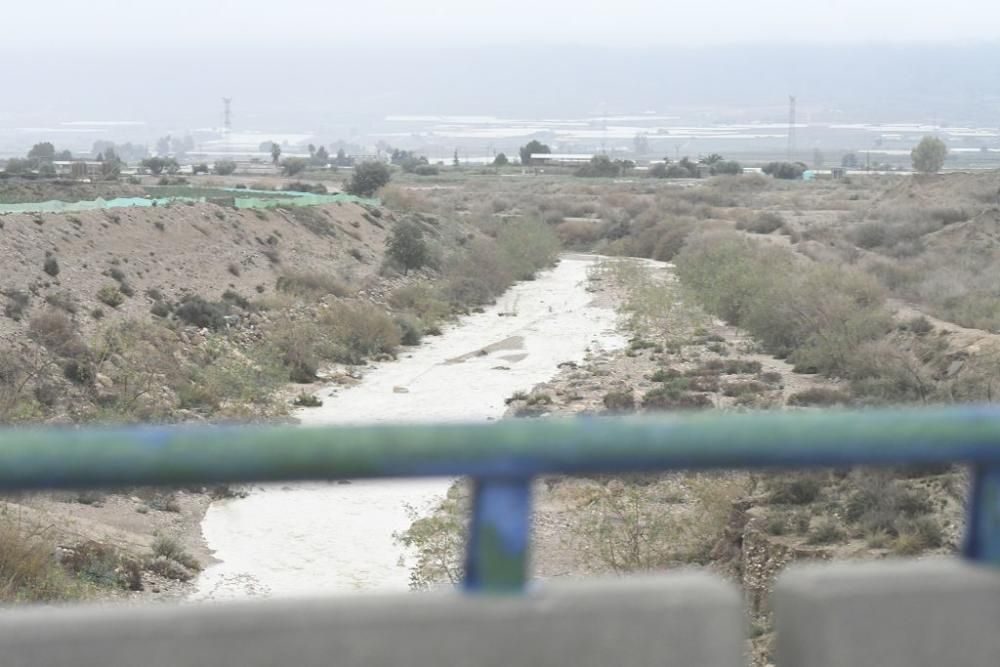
[[194, 254, 624, 600]]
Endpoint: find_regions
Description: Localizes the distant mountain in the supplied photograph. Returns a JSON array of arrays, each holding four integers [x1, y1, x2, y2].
[[2, 43, 998, 139]]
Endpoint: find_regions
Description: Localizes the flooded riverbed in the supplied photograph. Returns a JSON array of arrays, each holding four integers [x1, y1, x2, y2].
[[194, 254, 624, 600]]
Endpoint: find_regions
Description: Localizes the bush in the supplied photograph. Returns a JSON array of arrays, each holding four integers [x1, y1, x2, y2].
[[710, 160, 743, 175], [322, 302, 401, 363], [736, 212, 785, 234], [395, 314, 423, 346], [28, 310, 80, 356], [761, 161, 807, 179], [603, 390, 636, 413], [767, 475, 822, 504], [0, 519, 84, 602], [496, 218, 560, 280], [174, 295, 229, 330], [911, 136, 947, 174], [96, 285, 125, 308], [386, 220, 429, 275], [642, 384, 712, 411], [675, 232, 891, 377], [787, 387, 852, 407], [213, 160, 237, 175], [293, 392, 323, 407], [575, 155, 622, 178], [275, 271, 349, 299], [3, 289, 30, 321], [43, 256, 60, 277], [345, 161, 391, 196], [892, 516, 944, 554], [150, 535, 199, 571], [807, 518, 847, 545]]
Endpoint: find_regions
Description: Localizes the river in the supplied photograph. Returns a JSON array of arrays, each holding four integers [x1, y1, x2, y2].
[[194, 254, 624, 600]]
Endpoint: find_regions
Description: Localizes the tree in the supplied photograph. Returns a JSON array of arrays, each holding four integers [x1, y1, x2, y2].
[[841, 153, 859, 169], [213, 160, 237, 176], [192, 163, 210, 175], [710, 160, 743, 176], [699, 153, 723, 166], [911, 136, 947, 174], [386, 220, 429, 275], [345, 161, 391, 196], [314, 146, 330, 165], [140, 157, 178, 176], [633, 133, 650, 156], [762, 161, 807, 180], [156, 135, 172, 156], [281, 158, 308, 176], [270, 142, 282, 165], [493, 152, 509, 166], [27, 142, 56, 162], [453, 149, 460, 167], [519, 140, 551, 165], [100, 148, 123, 180], [575, 155, 621, 178]]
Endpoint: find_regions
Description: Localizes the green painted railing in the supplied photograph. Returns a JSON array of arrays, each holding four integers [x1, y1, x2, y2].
[[1, 407, 998, 592]]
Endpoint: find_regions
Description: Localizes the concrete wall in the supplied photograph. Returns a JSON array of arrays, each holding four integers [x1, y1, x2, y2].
[[775, 559, 1000, 667], [0, 573, 743, 667]]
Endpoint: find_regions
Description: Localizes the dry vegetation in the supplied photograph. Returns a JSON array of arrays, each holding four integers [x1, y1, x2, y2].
[[389, 169, 990, 665]]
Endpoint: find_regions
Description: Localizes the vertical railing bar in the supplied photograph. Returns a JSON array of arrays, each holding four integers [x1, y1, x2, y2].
[[463, 476, 533, 593], [963, 464, 1000, 564]]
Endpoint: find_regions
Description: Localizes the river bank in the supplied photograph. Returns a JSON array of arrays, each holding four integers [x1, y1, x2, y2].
[[194, 253, 626, 600]]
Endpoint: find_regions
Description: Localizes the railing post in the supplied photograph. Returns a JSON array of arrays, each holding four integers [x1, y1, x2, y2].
[[964, 464, 1000, 564], [463, 477, 532, 593]]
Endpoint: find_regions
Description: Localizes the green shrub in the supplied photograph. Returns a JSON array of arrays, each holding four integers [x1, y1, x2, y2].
[[767, 475, 822, 504], [642, 384, 712, 411], [213, 160, 237, 175], [322, 302, 401, 363], [293, 392, 323, 407], [675, 232, 890, 377], [96, 285, 125, 308], [788, 387, 852, 407], [150, 535, 199, 571], [807, 518, 847, 545], [603, 390, 636, 413], [496, 218, 560, 280], [174, 295, 229, 330], [345, 161, 391, 196], [386, 221, 429, 275], [395, 314, 423, 346]]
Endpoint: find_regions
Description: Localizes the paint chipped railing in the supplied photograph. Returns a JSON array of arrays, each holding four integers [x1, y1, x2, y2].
[[1, 406, 998, 592]]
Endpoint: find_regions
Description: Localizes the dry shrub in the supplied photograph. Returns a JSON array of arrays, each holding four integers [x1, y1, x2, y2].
[[555, 219, 604, 247], [0, 515, 83, 602], [322, 302, 401, 363], [571, 473, 748, 572], [276, 270, 350, 299], [379, 184, 433, 213]]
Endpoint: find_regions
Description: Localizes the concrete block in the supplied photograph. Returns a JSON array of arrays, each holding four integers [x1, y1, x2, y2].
[[0, 572, 743, 667], [775, 558, 1000, 667]]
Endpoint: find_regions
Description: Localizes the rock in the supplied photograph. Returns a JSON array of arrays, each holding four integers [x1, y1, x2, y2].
[[96, 373, 114, 388], [392, 386, 410, 394]]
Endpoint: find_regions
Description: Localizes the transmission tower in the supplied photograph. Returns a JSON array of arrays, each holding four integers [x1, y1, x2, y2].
[[222, 98, 232, 135], [787, 95, 796, 160]]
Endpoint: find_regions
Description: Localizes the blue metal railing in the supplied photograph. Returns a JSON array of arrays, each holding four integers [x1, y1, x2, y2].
[[1, 407, 998, 591]]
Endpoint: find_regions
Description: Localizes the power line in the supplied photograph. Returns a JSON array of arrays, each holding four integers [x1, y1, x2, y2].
[[787, 95, 796, 160]]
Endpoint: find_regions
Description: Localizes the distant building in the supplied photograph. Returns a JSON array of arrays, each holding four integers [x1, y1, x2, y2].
[[52, 161, 103, 179], [530, 153, 594, 167]]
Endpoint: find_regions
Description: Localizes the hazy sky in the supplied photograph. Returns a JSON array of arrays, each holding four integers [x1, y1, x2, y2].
[[12, 1, 1000, 48]]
